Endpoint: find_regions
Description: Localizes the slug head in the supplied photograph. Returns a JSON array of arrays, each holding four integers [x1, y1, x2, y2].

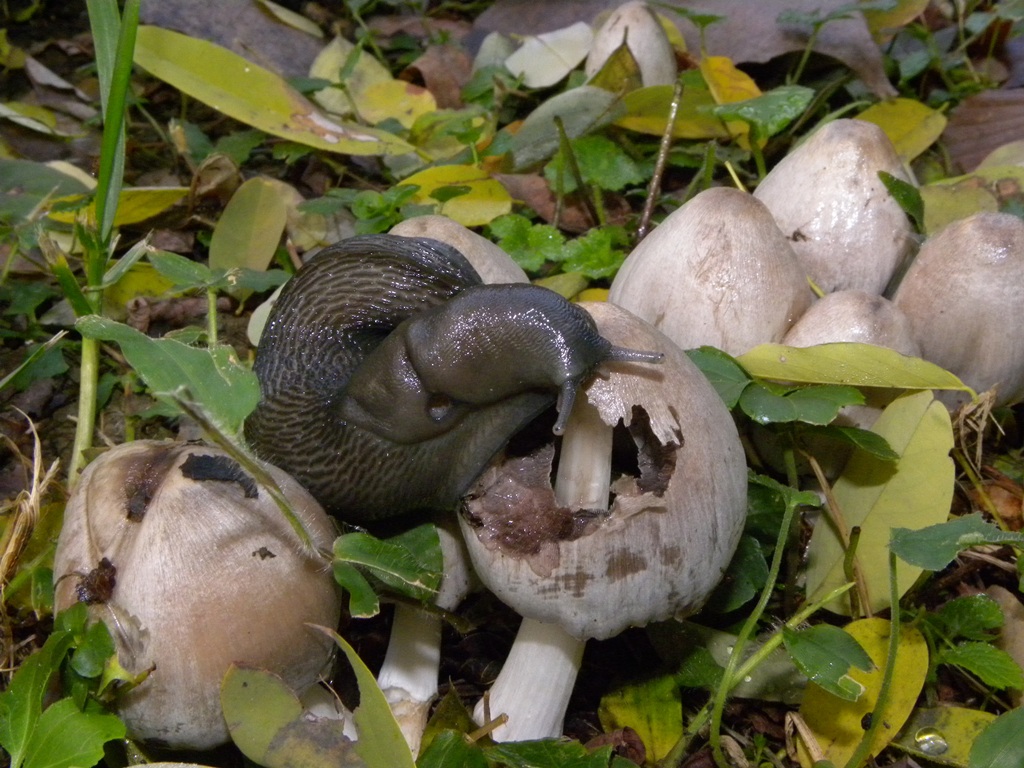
[[341, 284, 664, 442]]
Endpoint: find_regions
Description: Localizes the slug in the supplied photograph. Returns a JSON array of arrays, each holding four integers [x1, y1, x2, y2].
[[245, 234, 661, 523]]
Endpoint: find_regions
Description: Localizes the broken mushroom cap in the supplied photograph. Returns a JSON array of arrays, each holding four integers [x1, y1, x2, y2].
[[753, 118, 916, 295], [893, 211, 1024, 406], [585, 1, 677, 86], [53, 440, 342, 750], [609, 186, 813, 356], [460, 302, 746, 741], [460, 301, 747, 639]]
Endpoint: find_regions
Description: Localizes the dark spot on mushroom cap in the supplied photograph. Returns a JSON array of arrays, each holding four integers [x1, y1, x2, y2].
[[76, 557, 117, 604], [253, 547, 276, 559], [121, 446, 180, 521], [605, 548, 648, 581], [180, 454, 258, 498]]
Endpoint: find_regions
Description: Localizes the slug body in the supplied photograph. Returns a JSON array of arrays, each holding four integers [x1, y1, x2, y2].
[[246, 235, 653, 523]]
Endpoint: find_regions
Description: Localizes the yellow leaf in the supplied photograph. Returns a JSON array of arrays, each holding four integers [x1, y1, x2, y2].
[[103, 262, 179, 316], [360, 79, 437, 130], [856, 98, 947, 162], [134, 26, 412, 157], [399, 165, 512, 227], [862, 0, 930, 42], [737, 342, 973, 393], [797, 618, 929, 768], [699, 56, 761, 145], [616, 84, 729, 139], [209, 177, 288, 274], [920, 165, 1024, 234], [804, 390, 955, 615], [893, 706, 997, 765], [310, 35, 393, 118], [47, 187, 189, 227]]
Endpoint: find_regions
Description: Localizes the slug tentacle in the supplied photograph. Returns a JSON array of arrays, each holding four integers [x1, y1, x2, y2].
[[246, 234, 661, 523]]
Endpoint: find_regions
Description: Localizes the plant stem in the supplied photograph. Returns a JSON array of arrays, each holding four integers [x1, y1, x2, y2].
[[206, 287, 219, 348], [68, 337, 100, 483]]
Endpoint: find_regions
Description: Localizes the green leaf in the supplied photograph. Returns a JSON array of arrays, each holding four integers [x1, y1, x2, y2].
[[75, 315, 259, 435], [931, 595, 1005, 641], [317, 627, 417, 768], [737, 342, 973, 393], [879, 170, 924, 232], [417, 731, 488, 768], [938, 642, 1024, 690], [561, 226, 629, 279], [783, 625, 873, 702], [707, 535, 768, 612], [805, 391, 955, 615], [484, 739, 615, 768], [68, 620, 115, 680], [0, 629, 76, 768], [686, 347, 750, 407], [133, 26, 412, 157], [332, 562, 381, 618], [147, 249, 214, 288], [739, 383, 863, 426], [800, 425, 899, 462], [891, 514, 1024, 571], [20, 698, 125, 768], [487, 214, 566, 273], [710, 84, 814, 138], [332, 526, 442, 604], [544, 134, 646, 195], [970, 707, 1024, 768]]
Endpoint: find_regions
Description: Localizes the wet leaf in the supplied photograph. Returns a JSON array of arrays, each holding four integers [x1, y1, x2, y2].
[[221, 665, 364, 768], [890, 513, 1024, 572], [857, 99, 947, 162], [894, 706, 994, 766], [783, 625, 873, 701], [970, 707, 1024, 768], [398, 165, 511, 226], [685, 347, 751, 407], [418, 731, 488, 768], [504, 22, 594, 89], [615, 77, 729, 139], [739, 383, 864, 426], [796, 618, 928, 768], [938, 642, 1024, 690], [805, 391, 955, 614], [708, 534, 768, 612], [879, 170, 925, 231], [134, 26, 412, 156], [208, 177, 289, 275], [710, 84, 814, 140], [737, 342, 973, 394]]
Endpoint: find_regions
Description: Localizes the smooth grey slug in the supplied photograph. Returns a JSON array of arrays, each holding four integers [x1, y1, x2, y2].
[[245, 234, 662, 523]]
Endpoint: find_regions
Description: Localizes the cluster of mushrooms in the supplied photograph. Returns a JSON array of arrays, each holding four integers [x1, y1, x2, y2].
[[52, 0, 1024, 756]]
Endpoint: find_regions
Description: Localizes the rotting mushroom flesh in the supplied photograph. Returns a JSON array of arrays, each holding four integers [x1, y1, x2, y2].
[[53, 440, 342, 750], [460, 302, 748, 740]]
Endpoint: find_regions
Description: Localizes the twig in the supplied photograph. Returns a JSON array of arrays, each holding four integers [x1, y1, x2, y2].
[[636, 79, 683, 241]]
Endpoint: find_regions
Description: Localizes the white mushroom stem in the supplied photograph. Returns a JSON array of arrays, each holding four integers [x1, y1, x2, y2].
[[377, 603, 443, 751], [375, 517, 476, 754], [475, 396, 613, 741]]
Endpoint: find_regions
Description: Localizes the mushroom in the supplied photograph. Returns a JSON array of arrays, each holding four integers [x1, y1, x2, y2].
[[53, 441, 342, 750], [584, 1, 677, 87], [752, 118, 916, 295], [782, 289, 920, 356], [390, 215, 529, 284], [608, 186, 813, 355], [459, 302, 747, 740], [893, 211, 1024, 407]]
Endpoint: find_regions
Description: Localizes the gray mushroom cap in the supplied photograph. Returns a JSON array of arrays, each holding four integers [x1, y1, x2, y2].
[[609, 186, 813, 356], [53, 441, 341, 750], [753, 119, 916, 295], [458, 302, 747, 641], [783, 289, 920, 356], [893, 211, 1024, 406]]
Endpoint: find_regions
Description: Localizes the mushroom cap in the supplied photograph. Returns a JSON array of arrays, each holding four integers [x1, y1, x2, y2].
[[783, 289, 920, 356], [458, 302, 747, 641], [753, 119, 916, 295], [893, 211, 1024, 406], [390, 215, 528, 284], [584, 1, 677, 87], [54, 441, 342, 750], [609, 186, 813, 355]]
